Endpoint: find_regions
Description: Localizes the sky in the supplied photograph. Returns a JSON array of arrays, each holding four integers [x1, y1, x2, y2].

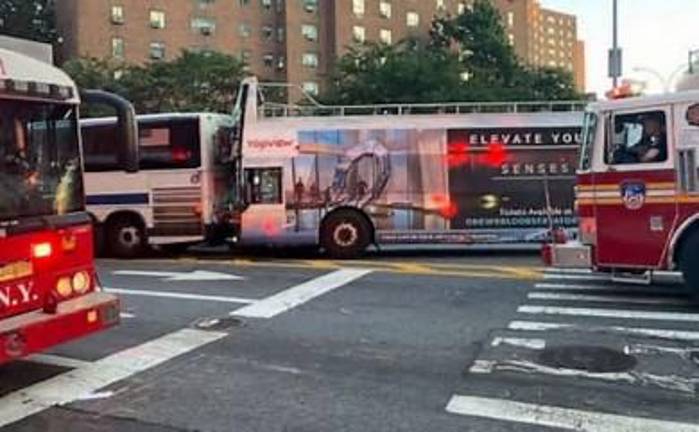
[[540, 0, 699, 95]]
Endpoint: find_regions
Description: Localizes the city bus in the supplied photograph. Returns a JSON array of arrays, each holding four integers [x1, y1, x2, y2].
[[0, 47, 138, 362], [81, 113, 238, 257], [228, 77, 586, 258]]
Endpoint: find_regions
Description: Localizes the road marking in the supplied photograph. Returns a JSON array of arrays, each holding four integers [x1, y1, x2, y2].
[[543, 273, 611, 281], [545, 268, 593, 274], [491, 337, 546, 350], [518, 305, 699, 322], [528, 292, 689, 306], [534, 282, 688, 296], [445, 395, 699, 432], [468, 359, 698, 394], [120, 312, 136, 319], [113, 270, 245, 281], [508, 320, 699, 341], [28, 354, 91, 369], [232, 268, 372, 319], [105, 287, 256, 304], [0, 328, 226, 428]]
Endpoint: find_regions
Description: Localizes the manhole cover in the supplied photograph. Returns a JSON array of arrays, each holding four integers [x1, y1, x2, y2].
[[538, 345, 637, 373], [193, 317, 245, 331]]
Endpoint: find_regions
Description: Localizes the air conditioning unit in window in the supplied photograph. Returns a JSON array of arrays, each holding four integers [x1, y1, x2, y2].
[[200, 26, 213, 36]]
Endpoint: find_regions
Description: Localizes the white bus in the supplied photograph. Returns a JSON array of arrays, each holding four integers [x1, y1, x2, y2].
[[82, 113, 238, 257], [227, 78, 586, 258]]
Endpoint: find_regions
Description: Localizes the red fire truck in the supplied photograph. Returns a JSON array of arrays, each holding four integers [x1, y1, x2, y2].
[[0, 48, 138, 362], [544, 90, 699, 298]]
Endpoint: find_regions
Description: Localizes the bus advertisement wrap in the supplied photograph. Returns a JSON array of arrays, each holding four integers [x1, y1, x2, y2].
[[286, 126, 581, 244]]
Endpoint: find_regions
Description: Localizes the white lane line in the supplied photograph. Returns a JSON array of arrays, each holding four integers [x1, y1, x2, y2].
[[508, 320, 699, 341], [545, 268, 593, 275], [445, 395, 699, 432], [104, 287, 256, 304], [528, 292, 689, 306], [518, 305, 699, 322], [232, 268, 372, 319], [120, 312, 136, 319], [544, 273, 611, 281], [28, 354, 91, 369], [0, 328, 226, 428], [468, 359, 698, 394], [490, 337, 546, 350], [534, 282, 685, 295]]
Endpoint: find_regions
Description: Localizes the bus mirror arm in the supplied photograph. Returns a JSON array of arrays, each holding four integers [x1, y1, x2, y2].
[[81, 90, 140, 173]]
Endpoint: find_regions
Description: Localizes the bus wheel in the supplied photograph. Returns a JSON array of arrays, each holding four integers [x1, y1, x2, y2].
[[321, 210, 371, 259], [107, 217, 146, 258], [680, 232, 699, 303]]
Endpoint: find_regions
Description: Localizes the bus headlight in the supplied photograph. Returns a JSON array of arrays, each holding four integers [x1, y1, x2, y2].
[[72, 271, 91, 294]]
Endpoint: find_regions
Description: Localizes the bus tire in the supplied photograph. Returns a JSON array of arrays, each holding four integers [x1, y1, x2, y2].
[[321, 210, 371, 259], [679, 231, 699, 303], [107, 216, 146, 258]]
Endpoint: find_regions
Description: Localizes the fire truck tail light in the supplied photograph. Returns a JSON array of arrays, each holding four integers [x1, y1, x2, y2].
[[32, 242, 52, 259], [580, 217, 597, 245], [72, 271, 91, 294]]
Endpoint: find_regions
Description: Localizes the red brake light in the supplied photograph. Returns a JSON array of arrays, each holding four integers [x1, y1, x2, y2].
[[32, 242, 53, 259]]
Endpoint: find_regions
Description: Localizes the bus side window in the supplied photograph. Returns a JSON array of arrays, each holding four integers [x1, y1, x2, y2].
[[139, 120, 201, 170], [245, 168, 282, 204], [82, 124, 120, 172]]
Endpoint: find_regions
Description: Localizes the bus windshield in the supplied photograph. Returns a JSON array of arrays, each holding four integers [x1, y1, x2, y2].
[[579, 111, 597, 171], [0, 102, 83, 222]]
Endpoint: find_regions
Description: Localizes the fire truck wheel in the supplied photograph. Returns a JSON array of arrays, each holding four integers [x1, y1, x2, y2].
[[321, 210, 371, 259], [680, 232, 699, 302], [107, 217, 146, 258]]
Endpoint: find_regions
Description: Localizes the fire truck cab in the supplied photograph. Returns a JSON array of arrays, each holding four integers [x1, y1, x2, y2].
[[545, 90, 699, 297], [0, 48, 138, 362]]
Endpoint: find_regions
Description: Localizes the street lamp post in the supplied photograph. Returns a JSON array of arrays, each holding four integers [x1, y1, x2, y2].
[[609, 0, 623, 88], [632, 65, 688, 93]]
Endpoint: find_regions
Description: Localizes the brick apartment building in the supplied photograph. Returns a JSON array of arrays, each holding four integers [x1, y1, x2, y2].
[[55, 0, 586, 96]]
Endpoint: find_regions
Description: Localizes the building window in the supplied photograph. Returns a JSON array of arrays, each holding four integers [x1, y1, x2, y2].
[[380, 29, 392, 44], [149, 10, 166, 29], [507, 11, 514, 27], [191, 17, 216, 35], [508, 33, 514, 45], [241, 50, 252, 63], [111, 37, 124, 58], [198, 0, 216, 6], [302, 52, 319, 68], [379, 1, 391, 18], [277, 55, 285, 70], [436, 0, 445, 12], [263, 54, 274, 67], [301, 24, 318, 41], [352, 26, 365, 43], [304, 0, 318, 12], [110, 6, 124, 24], [302, 82, 319, 96], [150, 42, 166, 60], [406, 12, 419, 27], [457, 2, 466, 14], [239, 23, 251, 38], [239, 0, 250, 5], [261, 0, 272, 9], [262, 26, 274, 40], [352, 0, 365, 17], [277, 27, 285, 42]]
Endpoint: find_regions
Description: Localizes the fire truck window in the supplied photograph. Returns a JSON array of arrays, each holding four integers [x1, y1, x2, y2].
[[608, 111, 667, 165], [245, 168, 282, 204]]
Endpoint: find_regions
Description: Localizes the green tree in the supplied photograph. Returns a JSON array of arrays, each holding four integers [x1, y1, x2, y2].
[[63, 51, 247, 115], [324, 40, 466, 105], [0, 0, 57, 43], [326, 0, 582, 104]]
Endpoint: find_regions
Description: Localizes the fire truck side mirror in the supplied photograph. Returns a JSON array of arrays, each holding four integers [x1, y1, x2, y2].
[[81, 90, 140, 173]]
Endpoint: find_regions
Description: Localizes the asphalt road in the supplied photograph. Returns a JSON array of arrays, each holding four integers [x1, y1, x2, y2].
[[1, 248, 698, 431]]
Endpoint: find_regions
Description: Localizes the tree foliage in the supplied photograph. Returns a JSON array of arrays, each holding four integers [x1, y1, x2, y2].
[[63, 51, 247, 115], [0, 0, 57, 44], [326, 0, 582, 104]]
